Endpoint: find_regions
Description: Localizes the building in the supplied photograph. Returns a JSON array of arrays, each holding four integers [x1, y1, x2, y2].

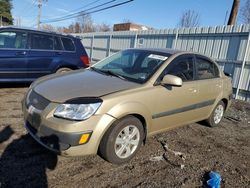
[[113, 22, 151, 31]]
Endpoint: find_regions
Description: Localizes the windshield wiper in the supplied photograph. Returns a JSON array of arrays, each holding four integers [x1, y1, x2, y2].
[[90, 67, 127, 80], [103, 70, 127, 80], [89, 67, 107, 75]]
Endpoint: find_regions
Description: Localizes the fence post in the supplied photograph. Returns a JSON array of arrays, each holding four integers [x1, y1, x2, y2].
[[90, 35, 94, 63], [107, 34, 112, 57], [235, 30, 250, 99], [173, 29, 179, 49], [134, 33, 138, 48]]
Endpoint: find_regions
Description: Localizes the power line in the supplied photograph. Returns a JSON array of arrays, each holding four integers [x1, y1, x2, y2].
[[18, 0, 37, 17], [43, 0, 117, 23], [64, 0, 103, 14], [42, 0, 134, 24]]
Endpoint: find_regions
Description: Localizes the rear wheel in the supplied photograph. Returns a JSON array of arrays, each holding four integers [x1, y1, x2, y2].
[[206, 101, 225, 127], [99, 116, 144, 164], [56, 67, 72, 73]]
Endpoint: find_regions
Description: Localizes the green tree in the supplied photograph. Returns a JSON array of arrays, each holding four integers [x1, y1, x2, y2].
[[0, 0, 13, 25]]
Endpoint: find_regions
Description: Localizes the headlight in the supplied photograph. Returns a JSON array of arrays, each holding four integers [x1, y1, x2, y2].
[[54, 103, 101, 121]]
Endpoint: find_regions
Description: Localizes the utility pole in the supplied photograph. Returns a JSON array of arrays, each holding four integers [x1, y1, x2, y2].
[[37, 0, 47, 30], [227, 0, 240, 25], [37, 0, 42, 30]]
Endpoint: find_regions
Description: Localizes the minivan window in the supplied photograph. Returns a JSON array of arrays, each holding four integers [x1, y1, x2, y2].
[[196, 57, 219, 79], [61, 37, 75, 51], [31, 33, 53, 50], [0, 31, 27, 49], [54, 36, 63, 50]]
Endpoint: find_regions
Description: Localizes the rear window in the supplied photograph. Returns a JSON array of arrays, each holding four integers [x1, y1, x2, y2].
[[31, 33, 53, 50], [61, 37, 75, 51], [0, 31, 27, 49]]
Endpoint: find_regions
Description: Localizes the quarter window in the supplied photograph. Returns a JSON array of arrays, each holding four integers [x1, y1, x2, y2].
[[0, 31, 27, 49], [165, 57, 195, 81], [61, 37, 75, 51], [31, 33, 53, 50], [196, 57, 219, 79]]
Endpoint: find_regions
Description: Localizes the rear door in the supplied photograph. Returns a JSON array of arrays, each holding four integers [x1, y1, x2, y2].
[[26, 32, 55, 79], [194, 55, 222, 117], [151, 54, 201, 133], [0, 30, 28, 81]]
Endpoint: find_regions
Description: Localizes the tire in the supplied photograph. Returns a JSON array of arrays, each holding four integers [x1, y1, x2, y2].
[[206, 101, 225, 127], [98, 115, 144, 164], [56, 67, 72, 73]]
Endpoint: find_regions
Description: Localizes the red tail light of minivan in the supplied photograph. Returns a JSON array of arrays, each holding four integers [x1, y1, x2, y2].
[[80, 55, 90, 67]]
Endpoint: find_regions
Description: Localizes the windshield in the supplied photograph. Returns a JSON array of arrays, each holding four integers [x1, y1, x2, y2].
[[92, 49, 170, 84]]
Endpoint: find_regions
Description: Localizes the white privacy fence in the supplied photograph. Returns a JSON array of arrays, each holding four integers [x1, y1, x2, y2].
[[74, 24, 250, 101]]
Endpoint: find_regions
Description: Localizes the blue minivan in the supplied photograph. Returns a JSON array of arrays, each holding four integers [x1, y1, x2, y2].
[[0, 26, 89, 82]]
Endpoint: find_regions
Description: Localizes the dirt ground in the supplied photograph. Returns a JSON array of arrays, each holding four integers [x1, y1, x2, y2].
[[0, 84, 249, 188]]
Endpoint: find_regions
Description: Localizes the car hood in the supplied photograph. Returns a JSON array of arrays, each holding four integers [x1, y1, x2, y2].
[[33, 69, 139, 103]]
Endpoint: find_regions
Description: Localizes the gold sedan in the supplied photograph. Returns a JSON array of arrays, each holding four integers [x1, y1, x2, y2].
[[22, 48, 232, 164]]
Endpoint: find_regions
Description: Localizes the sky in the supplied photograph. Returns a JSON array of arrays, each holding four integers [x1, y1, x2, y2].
[[12, 0, 247, 29]]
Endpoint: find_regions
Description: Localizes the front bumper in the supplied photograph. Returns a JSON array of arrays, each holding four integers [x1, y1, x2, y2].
[[22, 92, 116, 156], [25, 121, 92, 152]]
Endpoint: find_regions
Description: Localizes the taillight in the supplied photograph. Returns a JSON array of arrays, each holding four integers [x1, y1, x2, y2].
[[80, 55, 90, 67]]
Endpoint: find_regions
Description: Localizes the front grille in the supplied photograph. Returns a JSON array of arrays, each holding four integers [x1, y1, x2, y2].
[[26, 90, 50, 111]]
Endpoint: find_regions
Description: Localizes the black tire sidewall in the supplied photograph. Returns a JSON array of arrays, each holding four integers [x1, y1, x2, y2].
[[100, 116, 144, 164]]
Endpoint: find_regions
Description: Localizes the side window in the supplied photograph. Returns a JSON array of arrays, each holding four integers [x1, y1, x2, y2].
[[54, 37, 63, 50], [31, 33, 53, 50], [61, 37, 75, 51], [0, 31, 27, 49], [196, 57, 219, 79], [166, 57, 195, 81]]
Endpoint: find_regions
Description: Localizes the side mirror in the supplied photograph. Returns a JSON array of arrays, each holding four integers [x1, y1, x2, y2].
[[161, 74, 182, 87]]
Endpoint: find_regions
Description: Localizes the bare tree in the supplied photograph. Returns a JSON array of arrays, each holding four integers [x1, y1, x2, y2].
[[178, 10, 200, 28], [41, 24, 56, 32], [77, 13, 95, 33], [122, 19, 132, 23], [240, 0, 250, 23], [96, 23, 111, 32]]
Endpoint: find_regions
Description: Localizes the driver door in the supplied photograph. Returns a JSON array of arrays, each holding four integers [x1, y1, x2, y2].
[[150, 54, 200, 134]]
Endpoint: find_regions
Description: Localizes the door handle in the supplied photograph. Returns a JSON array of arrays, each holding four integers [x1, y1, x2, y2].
[[188, 88, 197, 93], [15, 51, 26, 56], [216, 84, 222, 88]]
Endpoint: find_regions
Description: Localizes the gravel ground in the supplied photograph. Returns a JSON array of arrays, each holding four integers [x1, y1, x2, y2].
[[0, 84, 249, 188]]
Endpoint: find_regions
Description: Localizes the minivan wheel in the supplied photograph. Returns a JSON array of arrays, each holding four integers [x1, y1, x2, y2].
[[99, 116, 144, 164], [206, 101, 225, 127], [56, 67, 72, 73]]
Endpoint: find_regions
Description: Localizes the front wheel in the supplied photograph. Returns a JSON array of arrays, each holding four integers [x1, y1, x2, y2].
[[206, 101, 225, 127], [98, 116, 144, 164]]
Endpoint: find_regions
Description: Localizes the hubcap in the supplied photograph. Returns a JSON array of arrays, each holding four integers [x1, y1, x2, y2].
[[114, 125, 140, 159], [214, 104, 224, 124]]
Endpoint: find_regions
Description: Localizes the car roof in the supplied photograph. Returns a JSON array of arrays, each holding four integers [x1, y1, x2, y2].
[[131, 48, 185, 55], [0, 26, 77, 39]]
